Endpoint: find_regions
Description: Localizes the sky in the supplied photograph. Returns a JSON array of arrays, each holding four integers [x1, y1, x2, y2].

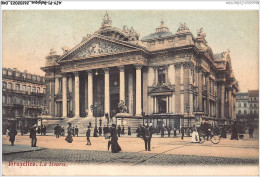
[[2, 10, 259, 92]]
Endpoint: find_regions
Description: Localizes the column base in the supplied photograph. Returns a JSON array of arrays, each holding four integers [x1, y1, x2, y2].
[[135, 114, 142, 117]]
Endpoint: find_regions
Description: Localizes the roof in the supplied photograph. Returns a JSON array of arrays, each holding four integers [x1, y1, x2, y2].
[[141, 31, 173, 41], [248, 90, 259, 97], [236, 92, 248, 96]]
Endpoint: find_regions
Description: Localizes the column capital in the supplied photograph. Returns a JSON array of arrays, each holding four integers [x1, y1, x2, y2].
[[118, 65, 125, 72], [134, 64, 143, 70], [61, 73, 67, 78], [74, 71, 79, 77], [173, 63, 182, 70], [86, 70, 93, 75], [103, 67, 110, 74]]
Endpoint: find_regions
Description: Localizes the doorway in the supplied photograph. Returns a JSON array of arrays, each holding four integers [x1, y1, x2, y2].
[[110, 93, 119, 117]]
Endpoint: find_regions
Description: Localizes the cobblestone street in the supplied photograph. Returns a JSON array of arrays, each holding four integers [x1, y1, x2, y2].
[[2, 133, 259, 175]]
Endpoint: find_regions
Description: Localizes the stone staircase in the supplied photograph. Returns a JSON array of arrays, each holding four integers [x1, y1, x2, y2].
[[42, 116, 111, 135]]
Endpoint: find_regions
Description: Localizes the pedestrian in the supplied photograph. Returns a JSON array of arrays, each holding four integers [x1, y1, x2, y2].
[[75, 126, 79, 137], [110, 123, 121, 153], [191, 127, 199, 143], [149, 123, 153, 138], [104, 125, 109, 139], [160, 125, 165, 138], [54, 124, 59, 138], [117, 125, 121, 137], [167, 126, 171, 137], [65, 123, 73, 143], [99, 126, 102, 136], [136, 126, 140, 137], [249, 125, 254, 138], [181, 125, 185, 139], [72, 127, 75, 137], [122, 125, 125, 135], [174, 128, 177, 137], [37, 126, 41, 134], [8, 124, 17, 146], [30, 124, 37, 147], [86, 126, 91, 145], [141, 124, 152, 151], [89, 122, 92, 128], [231, 122, 239, 140], [220, 126, 227, 138], [128, 126, 131, 135], [94, 126, 98, 137]]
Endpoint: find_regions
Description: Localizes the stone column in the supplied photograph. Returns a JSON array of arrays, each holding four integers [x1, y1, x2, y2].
[[62, 74, 67, 117], [84, 72, 88, 114], [228, 88, 232, 119], [198, 68, 203, 111], [189, 66, 193, 114], [169, 64, 175, 114], [104, 68, 110, 115], [206, 75, 210, 115], [55, 77, 59, 94], [118, 66, 125, 103], [135, 65, 142, 116], [221, 84, 225, 118], [128, 72, 134, 115], [147, 67, 154, 114], [87, 70, 93, 117], [74, 72, 80, 117], [180, 64, 184, 113]]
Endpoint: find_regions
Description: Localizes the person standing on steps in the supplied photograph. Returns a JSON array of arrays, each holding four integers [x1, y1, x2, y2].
[[99, 126, 102, 136]]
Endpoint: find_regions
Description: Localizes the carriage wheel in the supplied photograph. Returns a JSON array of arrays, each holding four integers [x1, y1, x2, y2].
[[210, 135, 220, 144]]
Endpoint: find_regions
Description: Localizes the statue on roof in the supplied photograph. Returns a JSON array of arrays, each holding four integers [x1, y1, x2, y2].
[[49, 48, 57, 55], [197, 28, 206, 39], [123, 25, 129, 32], [177, 22, 189, 32], [101, 11, 112, 28]]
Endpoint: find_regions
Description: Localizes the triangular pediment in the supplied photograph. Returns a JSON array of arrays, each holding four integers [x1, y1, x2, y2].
[[150, 83, 174, 93], [58, 34, 145, 62]]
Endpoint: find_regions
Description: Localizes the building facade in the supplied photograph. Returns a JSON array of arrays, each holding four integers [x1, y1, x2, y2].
[[41, 13, 239, 129], [248, 90, 259, 115], [236, 92, 249, 115], [2, 68, 47, 132]]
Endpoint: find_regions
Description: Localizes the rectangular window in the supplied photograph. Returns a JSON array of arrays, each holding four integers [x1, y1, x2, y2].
[[7, 96, 11, 104], [36, 87, 40, 93], [15, 84, 20, 90], [28, 86, 31, 92], [32, 87, 36, 93], [8, 83, 12, 89], [158, 69, 166, 84], [3, 95, 6, 104], [3, 82, 7, 89], [23, 85, 26, 91], [43, 88, 46, 94]]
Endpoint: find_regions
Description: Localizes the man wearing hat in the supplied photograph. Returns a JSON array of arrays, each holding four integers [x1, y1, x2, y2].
[[30, 124, 37, 147], [142, 123, 152, 151]]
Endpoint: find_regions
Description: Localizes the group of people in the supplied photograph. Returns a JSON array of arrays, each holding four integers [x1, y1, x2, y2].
[[54, 124, 79, 138]]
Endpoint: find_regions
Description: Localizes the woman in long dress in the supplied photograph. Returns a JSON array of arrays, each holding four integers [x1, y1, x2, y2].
[[65, 123, 73, 143], [110, 124, 121, 153], [191, 127, 200, 143]]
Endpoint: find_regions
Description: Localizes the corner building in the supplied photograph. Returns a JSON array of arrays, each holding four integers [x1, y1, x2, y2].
[[41, 13, 239, 129]]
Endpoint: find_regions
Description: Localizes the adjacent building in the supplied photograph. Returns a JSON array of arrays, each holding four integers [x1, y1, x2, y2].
[[236, 92, 249, 116], [2, 68, 47, 132], [41, 13, 239, 129]]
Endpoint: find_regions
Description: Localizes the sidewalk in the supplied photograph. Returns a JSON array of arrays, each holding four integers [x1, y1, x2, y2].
[[2, 144, 42, 154]]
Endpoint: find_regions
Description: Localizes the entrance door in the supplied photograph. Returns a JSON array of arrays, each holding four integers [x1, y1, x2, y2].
[[110, 93, 119, 117], [157, 96, 167, 113]]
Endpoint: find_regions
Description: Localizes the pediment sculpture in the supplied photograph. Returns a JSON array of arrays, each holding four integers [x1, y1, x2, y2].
[[77, 40, 131, 58]]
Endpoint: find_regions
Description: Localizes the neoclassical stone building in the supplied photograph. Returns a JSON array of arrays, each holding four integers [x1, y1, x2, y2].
[[41, 13, 239, 129]]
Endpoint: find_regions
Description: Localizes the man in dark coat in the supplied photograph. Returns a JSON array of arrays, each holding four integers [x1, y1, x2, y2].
[[161, 125, 165, 138], [231, 123, 239, 140], [122, 126, 125, 135], [181, 125, 185, 139], [117, 125, 121, 137], [249, 125, 254, 138], [167, 126, 171, 137], [128, 126, 131, 135], [75, 126, 79, 137], [8, 125, 17, 146], [110, 124, 121, 153], [54, 124, 59, 138], [94, 127, 98, 137], [99, 126, 102, 136], [72, 127, 75, 137], [86, 126, 91, 145], [30, 125, 37, 147], [142, 124, 152, 151]]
